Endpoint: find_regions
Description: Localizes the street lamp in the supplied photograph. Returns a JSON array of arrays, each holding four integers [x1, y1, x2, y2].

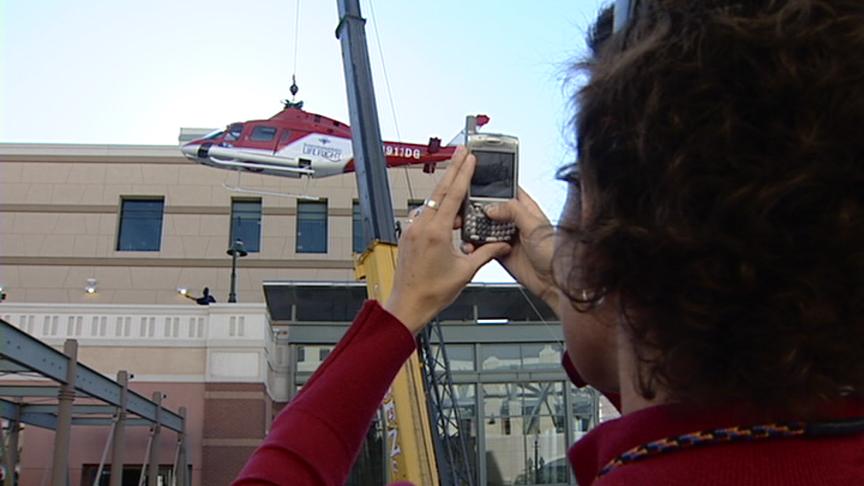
[[226, 239, 248, 303]]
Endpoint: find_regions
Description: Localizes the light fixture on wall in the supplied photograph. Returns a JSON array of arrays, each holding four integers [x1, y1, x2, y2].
[[85, 278, 98, 294], [177, 288, 188, 296]]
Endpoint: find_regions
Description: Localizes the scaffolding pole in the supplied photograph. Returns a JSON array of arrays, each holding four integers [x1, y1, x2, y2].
[[137, 434, 153, 486], [50, 340, 78, 486], [147, 392, 162, 486], [172, 407, 188, 486], [109, 371, 129, 486], [92, 419, 116, 486], [3, 401, 20, 486]]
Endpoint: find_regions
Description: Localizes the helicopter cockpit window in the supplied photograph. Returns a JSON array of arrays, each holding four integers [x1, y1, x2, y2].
[[226, 124, 244, 142], [250, 126, 277, 142]]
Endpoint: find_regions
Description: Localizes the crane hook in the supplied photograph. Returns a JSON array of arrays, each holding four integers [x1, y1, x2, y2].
[[290, 75, 299, 99]]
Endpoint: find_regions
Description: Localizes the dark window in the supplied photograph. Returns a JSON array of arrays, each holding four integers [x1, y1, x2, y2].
[[81, 464, 180, 486], [230, 199, 262, 252], [319, 348, 330, 361], [408, 199, 424, 213], [296, 201, 328, 253], [117, 199, 164, 251], [250, 126, 277, 142], [296, 346, 306, 363], [352, 201, 367, 253], [293, 286, 366, 321], [279, 130, 293, 145]]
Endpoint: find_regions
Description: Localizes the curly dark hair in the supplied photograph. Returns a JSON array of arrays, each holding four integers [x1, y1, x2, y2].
[[559, 0, 864, 416]]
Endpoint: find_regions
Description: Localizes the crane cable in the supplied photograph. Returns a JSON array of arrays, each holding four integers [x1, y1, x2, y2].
[[366, 0, 416, 202], [366, 0, 562, 350], [290, 0, 302, 100]]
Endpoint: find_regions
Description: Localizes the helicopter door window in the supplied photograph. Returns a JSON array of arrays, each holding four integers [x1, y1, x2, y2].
[[250, 126, 277, 142], [279, 130, 292, 145], [226, 124, 244, 142]]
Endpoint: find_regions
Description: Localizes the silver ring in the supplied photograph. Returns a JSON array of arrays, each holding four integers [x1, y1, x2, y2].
[[424, 198, 440, 210]]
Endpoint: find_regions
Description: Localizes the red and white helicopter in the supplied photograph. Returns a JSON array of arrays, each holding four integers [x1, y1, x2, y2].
[[180, 100, 489, 183]]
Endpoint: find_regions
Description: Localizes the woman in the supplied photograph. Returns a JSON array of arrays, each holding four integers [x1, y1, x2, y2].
[[235, 1, 864, 484]]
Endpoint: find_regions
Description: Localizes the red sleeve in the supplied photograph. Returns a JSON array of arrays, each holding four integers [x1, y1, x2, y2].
[[233, 300, 418, 486], [561, 351, 621, 411]]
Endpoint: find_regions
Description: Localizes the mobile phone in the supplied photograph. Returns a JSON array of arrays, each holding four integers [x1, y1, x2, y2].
[[461, 121, 519, 244]]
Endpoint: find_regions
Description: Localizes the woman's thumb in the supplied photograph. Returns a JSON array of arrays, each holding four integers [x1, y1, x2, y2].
[[484, 201, 512, 221]]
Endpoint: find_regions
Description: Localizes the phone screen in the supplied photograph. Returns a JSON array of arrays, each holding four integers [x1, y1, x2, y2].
[[471, 150, 515, 198]]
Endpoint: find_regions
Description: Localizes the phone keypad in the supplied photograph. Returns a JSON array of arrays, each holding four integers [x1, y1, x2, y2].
[[465, 202, 516, 243]]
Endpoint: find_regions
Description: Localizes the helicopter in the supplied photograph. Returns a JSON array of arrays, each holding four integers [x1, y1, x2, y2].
[[180, 100, 489, 181]]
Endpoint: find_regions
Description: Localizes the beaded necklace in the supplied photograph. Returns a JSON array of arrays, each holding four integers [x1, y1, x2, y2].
[[597, 417, 864, 478]]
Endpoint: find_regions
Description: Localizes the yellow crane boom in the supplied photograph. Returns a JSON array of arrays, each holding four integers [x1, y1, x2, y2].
[[355, 243, 439, 484], [336, 0, 441, 481]]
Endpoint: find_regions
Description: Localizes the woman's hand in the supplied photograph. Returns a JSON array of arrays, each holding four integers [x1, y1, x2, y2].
[[482, 190, 560, 315], [384, 147, 511, 335]]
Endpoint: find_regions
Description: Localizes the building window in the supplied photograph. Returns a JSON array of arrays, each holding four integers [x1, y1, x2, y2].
[[296, 201, 328, 253], [297, 346, 306, 363], [408, 199, 424, 213], [230, 199, 262, 252], [117, 198, 164, 251], [352, 201, 367, 253]]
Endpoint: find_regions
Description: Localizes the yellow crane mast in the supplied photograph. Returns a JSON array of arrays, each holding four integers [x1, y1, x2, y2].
[[336, 0, 440, 483]]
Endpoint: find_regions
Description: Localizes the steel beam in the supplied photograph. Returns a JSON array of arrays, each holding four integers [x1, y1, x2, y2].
[[1, 398, 58, 429], [0, 386, 62, 398], [24, 404, 116, 415], [0, 321, 184, 432], [21, 412, 58, 429], [0, 361, 29, 373], [0, 399, 20, 422], [72, 418, 149, 427]]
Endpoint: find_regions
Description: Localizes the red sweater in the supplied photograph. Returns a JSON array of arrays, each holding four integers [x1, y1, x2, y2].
[[234, 300, 864, 485]]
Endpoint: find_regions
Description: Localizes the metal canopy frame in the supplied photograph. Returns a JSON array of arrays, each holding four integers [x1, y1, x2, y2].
[[263, 281, 557, 324], [0, 319, 183, 432], [0, 318, 189, 486]]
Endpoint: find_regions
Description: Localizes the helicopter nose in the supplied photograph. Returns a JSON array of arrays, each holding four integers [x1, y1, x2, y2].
[[181, 143, 213, 160], [180, 143, 200, 159]]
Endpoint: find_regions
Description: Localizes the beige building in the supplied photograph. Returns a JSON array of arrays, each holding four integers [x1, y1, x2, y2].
[[0, 143, 600, 486], [0, 143, 439, 305], [0, 143, 442, 486]]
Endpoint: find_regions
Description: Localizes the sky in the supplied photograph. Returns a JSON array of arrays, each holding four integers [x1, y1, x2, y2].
[[0, 0, 609, 281]]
